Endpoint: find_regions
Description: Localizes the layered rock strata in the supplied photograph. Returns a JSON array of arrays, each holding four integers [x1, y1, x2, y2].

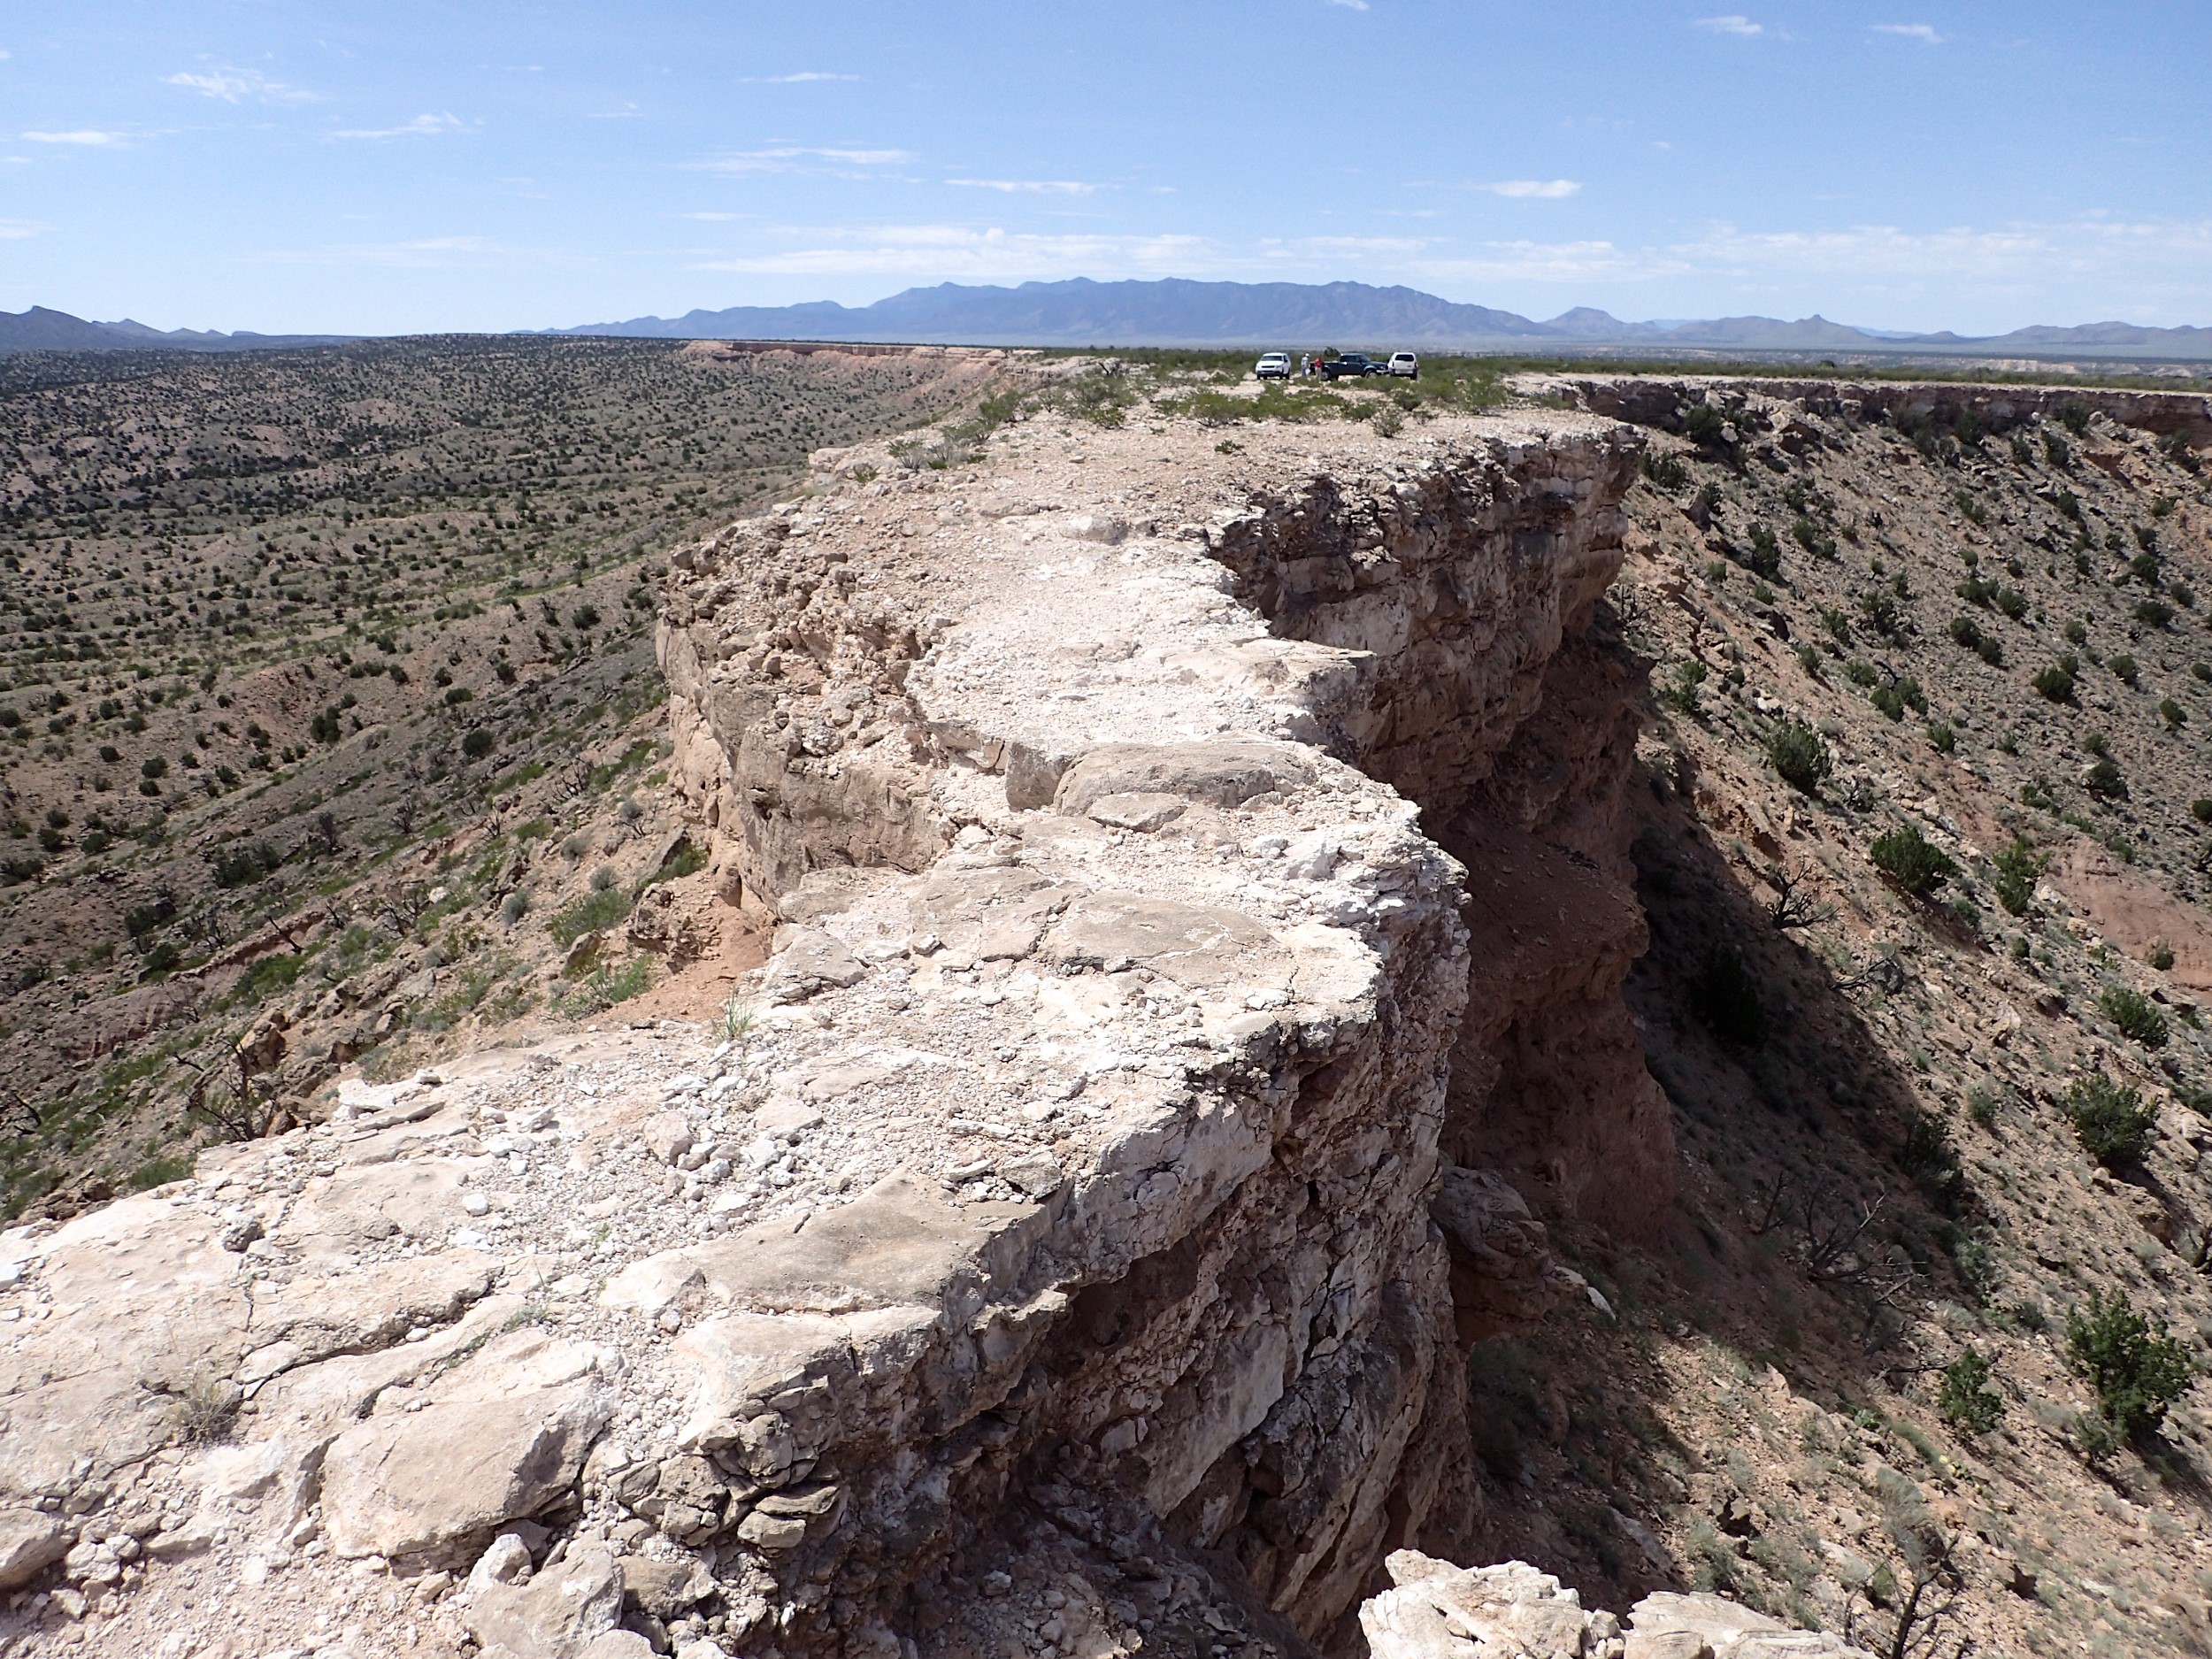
[[1, 403, 1689, 1656]]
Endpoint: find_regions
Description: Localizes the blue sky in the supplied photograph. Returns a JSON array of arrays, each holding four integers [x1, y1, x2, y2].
[[3, 2, 2207, 336]]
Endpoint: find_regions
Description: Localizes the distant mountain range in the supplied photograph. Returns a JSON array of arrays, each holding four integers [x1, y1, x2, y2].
[[549, 279, 2212, 360], [8, 282, 2212, 360], [0, 306, 355, 355]]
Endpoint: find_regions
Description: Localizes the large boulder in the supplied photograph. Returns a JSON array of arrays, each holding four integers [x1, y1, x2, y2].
[[319, 1333, 612, 1561], [465, 1544, 626, 1659]]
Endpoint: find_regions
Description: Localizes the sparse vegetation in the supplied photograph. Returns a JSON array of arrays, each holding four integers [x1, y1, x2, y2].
[[2065, 1074, 2157, 1164], [2065, 1290, 2193, 1440], [1870, 824, 1958, 898]]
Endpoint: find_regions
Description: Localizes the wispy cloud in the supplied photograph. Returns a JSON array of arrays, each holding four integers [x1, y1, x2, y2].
[[1481, 179, 1582, 198], [587, 104, 644, 120], [0, 219, 42, 239], [1695, 14, 1763, 35], [682, 211, 746, 221], [689, 222, 1208, 279], [947, 178, 1098, 196], [744, 72, 860, 83], [256, 234, 504, 267], [691, 146, 915, 177], [22, 129, 129, 146], [1325, 0, 1370, 11], [165, 67, 318, 104], [328, 112, 465, 141], [1873, 23, 1944, 43]]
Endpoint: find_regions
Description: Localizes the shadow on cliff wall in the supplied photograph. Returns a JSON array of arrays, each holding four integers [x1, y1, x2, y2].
[[1447, 619, 2032, 1624]]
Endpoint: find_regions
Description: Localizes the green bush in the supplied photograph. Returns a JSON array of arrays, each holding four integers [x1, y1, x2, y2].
[[2064, 618, 2089, 644], [1660, 660, 1708, 715], [2108, 653, 2139, 688], [2066, 1073, 2156, 1163], [548, 885, 633, 947], [211, 841, 280, 888], [2194, 799, 2212, 824], [2136, 599, 2175, 630], [2065, 1290, 2193, 1439], [1938, 1347, 2005, 1435], [1870, 824, 1958, 897], [1993, 586, 2028, 621], [2032, 663, 2077, 703], [461, 728, 495, 759], [1870, 685, 1906, 721], [1947, 615, 1982, 650], [1901, 1111, 1962, 1202], [1640, 450, 1688, 491], [1765, 722, 1832, 793], [2160, 697, 2186, 729], [1992, 838, 2044, 916], [2084, 757, 2128, 800], [2098, 984, 2169, 1048], [1739, 526, 1781, 580]]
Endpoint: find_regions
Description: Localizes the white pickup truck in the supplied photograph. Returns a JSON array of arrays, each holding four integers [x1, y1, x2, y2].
[[1386, 352, 1420, 379], [1255, 352, 1293, 380]]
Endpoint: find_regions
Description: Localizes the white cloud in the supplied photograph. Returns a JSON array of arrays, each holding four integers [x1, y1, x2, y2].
[[0, 219, 42, 238], [683, 211, 746, 221], [328, 112, 465, 141], [1695, 15, 1763, 35], [22, 129, 128, 146], [1872, 23, 1944, 43], [947, 178, 1097, 196], [692, 146, 915, 176], [1481, 180, 1582, 198], [744, 72, 860, 83], [1325, 0, 1370, 10], [165, 68, 318, 104]]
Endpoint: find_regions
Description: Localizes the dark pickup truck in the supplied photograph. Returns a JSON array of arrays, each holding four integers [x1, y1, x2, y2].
[[1320, 353, 1385, 380]]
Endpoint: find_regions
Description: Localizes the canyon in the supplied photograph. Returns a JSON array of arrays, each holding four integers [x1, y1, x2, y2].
[[4, 361, 2212, 1659]]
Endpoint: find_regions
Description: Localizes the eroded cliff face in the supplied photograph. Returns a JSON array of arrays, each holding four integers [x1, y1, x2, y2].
[[648, 410, 1671, 1651]]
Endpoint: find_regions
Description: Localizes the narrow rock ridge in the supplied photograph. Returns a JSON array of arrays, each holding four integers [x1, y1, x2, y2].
[[651, 406, 1671, 1651], [0, 400, 1736, 1656]]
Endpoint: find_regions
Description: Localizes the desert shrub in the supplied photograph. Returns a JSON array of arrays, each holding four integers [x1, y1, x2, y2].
[[1993, 586, 2026, 620], [1640, 450, 1688, 491], [1694, 946, 1766, 1048], [1954, 488, 1987, 526], [1947, 616, 1982, 651], [499, 889, 530, 924], [2083, 756, 2128, 801], [2032, 663, 2076, 703], [461, 728, 495, 759], [1369, 402, 1404, 438], [1974, 634, 2003, 667], [2065, 1290, 2193, 1439], [2064, 619, 2089, 645], [2194, 799, 2212, 824], [1766, 722, 1832, 793], [589, 864, 618, 893], [1819, 606, 1853, 643], [1856, 588, 1902, 637], [1939, 1348, 2005, 1434], [1660, 660, 1708, 715], [548, 886, 633, 948], [2161, 698, 2187, 729], [1901, 1111, 1962, 1202], [1992, 839, 2043, 916], [2098, 985, 2168, 1048], [1926, 722, 1955, 754], [1790, 516, 1836, 560], [1794, 643, 1824, 680], [2055, 400, 2093, 436], [1870, 685, 1906, 722], [2066, 1073, 2156, 1163], [1870, 824, 1957, 897], [2149, 941, 2176, 971], [1738, 526, 1781, 580], [1844, 658, 1878, 687], [211, 841, 280, 888], [2108, 653, 2139, 687], [2045, 431, 2073, 469]]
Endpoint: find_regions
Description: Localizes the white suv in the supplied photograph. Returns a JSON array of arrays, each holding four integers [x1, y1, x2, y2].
[[1387, 352, 1420, 380], [1255, 352, 1292, 380]]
